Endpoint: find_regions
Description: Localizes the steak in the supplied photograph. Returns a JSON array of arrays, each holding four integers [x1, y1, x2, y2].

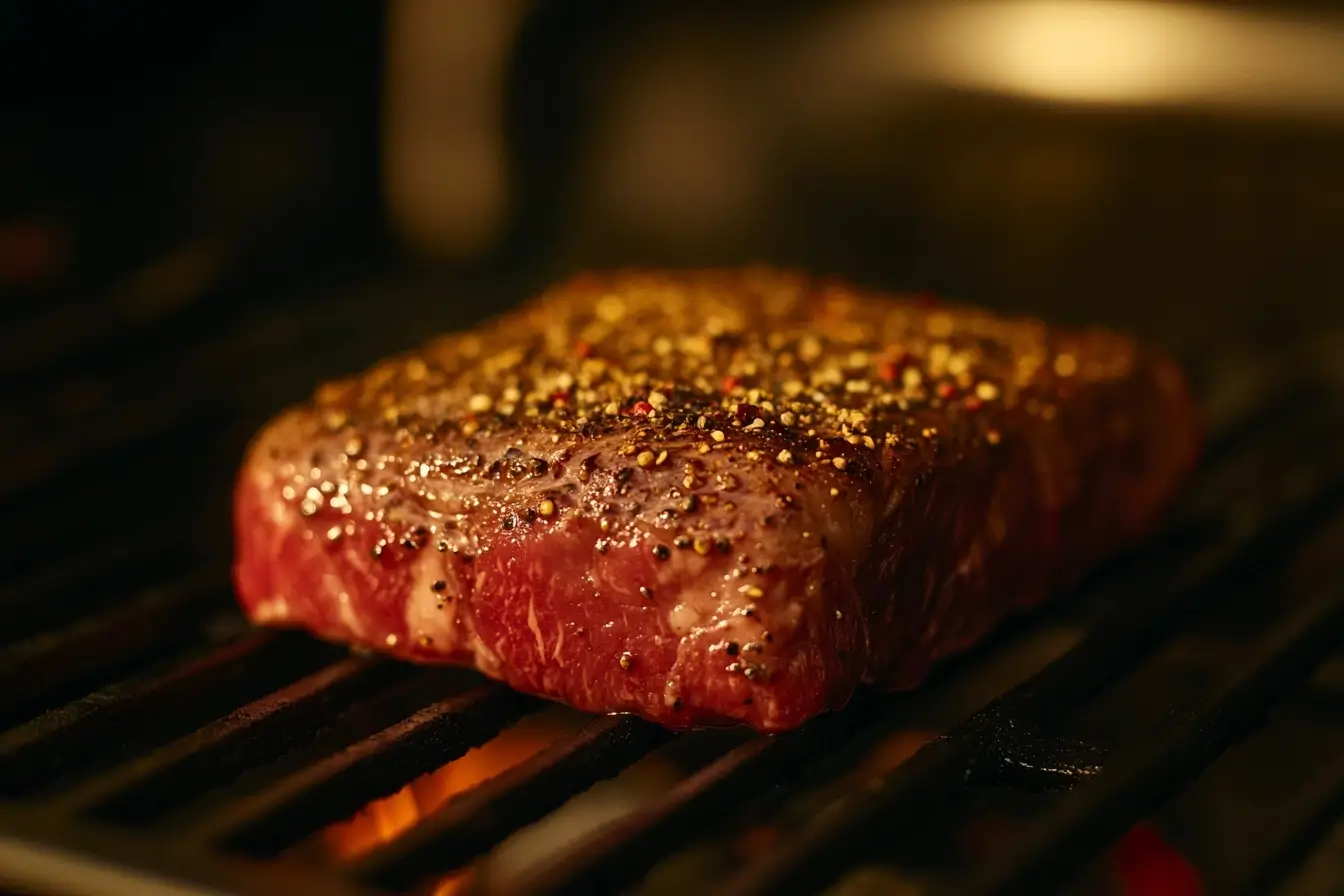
[[233, 268, 1199, 732]]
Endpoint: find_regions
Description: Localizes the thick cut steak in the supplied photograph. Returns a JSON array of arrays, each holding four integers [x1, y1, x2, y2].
[[234, 269, 1199, 731]]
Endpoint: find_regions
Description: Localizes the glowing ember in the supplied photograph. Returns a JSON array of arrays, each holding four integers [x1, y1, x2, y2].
[[1110, 822, 1203, 896], [431, 869, 475, 896]]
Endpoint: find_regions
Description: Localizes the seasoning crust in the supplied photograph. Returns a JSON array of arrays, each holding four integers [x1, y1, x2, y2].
[[234, 268, 1199, 731]]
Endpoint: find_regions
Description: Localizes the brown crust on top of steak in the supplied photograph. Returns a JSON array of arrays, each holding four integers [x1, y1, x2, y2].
[[233, 268, 1200, 731]]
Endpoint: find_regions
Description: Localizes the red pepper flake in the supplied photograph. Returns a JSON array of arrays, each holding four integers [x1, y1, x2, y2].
[[721, 375, 742, 394], [962, 395, 983, 412], [574, 340, 593, 358], [631, 400, 654, 415], [936, 382, 959, 400], [550, 391, 571, 406]]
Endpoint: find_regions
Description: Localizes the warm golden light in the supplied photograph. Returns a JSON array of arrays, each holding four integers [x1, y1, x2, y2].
[[838, 1, 1344, 117], [322, 713, 579, 861], [322, 724, 936, 884]]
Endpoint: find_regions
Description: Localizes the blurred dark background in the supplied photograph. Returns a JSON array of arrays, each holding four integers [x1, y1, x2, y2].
[[3, 0, 1344, 543]]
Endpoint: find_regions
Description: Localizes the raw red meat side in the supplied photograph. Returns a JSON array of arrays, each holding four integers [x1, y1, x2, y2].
[[233, 269, 1199, 731]]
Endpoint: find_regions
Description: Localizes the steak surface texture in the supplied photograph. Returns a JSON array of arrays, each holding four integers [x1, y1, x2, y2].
[[234, 268, 1199, 731]]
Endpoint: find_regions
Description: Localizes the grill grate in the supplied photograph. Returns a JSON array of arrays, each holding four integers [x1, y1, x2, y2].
[[3, 259, 1344, 895], [962, 580, 1344, 896], [356, 714, 678, 889]]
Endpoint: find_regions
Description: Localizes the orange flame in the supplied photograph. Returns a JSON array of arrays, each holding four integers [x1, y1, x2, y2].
[[431, 869, 476, 896], [322, 714, 577, 861]]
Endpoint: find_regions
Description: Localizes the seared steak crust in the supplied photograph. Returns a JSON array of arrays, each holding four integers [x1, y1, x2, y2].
[[233, 269, 1199, 731]]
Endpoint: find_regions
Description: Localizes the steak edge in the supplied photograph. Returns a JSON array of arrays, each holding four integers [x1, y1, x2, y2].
[[233, 268, 1199, 731]]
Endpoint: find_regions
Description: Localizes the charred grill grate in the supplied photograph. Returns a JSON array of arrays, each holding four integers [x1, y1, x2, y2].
[[2, 262, 1344, 896]]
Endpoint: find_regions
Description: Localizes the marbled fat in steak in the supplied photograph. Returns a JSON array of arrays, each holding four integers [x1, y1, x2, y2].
[[233, 269, 1200, 731]]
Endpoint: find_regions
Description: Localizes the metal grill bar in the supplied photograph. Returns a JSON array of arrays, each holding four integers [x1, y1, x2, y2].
[[1, 458, 202, 574], [355, 714, 673, 889], [964, 580, 1344, 894], [0, 833, 237, 896], [714, 422, 1344, 896], [0, 815, 374, 896], [505, 694, 885, 896], [0, 239, 225, 385], [0, 574, 230, 723], [1, 523, 194, 643], [0, 632, 339, 798], [79, 665, 494, 832], [0, 393, 226, 503], [1232, 755, 1344, 896], [196, 685, 538, 857], [61, 658, 404, 825]]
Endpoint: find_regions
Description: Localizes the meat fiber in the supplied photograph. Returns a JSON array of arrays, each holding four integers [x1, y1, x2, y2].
[[233, 268, 1199, 732]]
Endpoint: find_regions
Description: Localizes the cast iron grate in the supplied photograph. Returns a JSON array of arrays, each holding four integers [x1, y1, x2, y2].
[[2, 260, 1343, 896]]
